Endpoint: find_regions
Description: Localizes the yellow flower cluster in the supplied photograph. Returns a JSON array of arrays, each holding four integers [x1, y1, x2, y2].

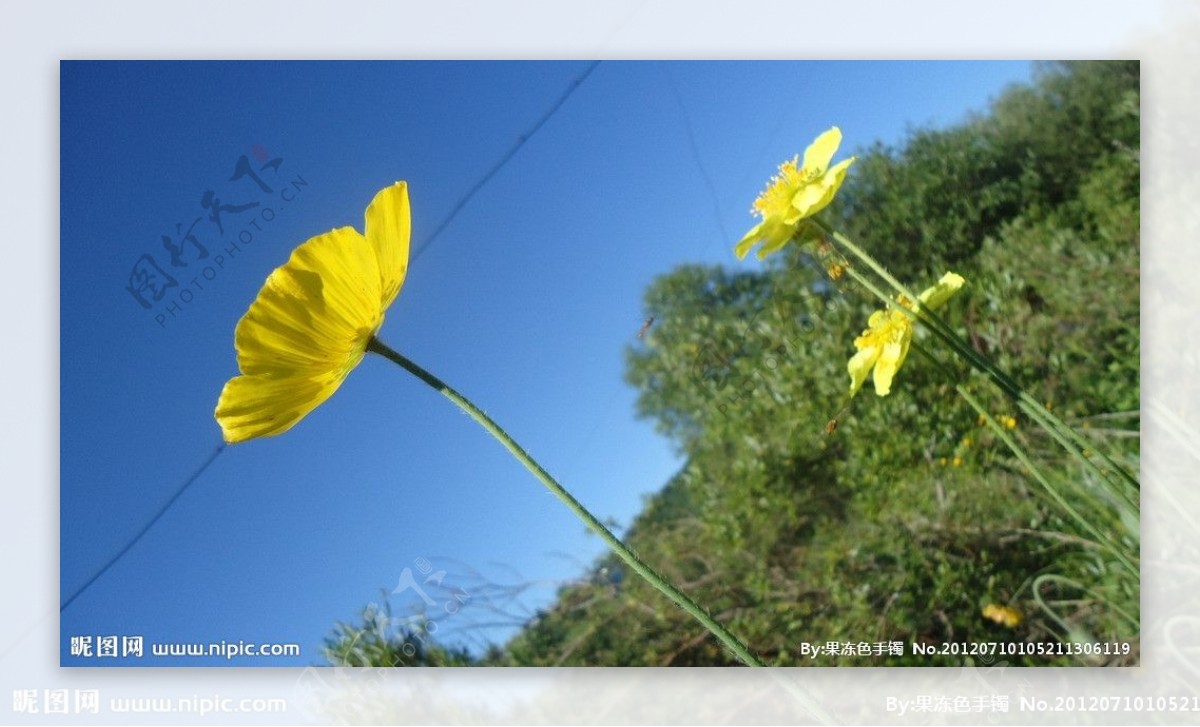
[[735, 127, 855, 260], [847, 273, 965, 397], [982, 603, 1023, 628]]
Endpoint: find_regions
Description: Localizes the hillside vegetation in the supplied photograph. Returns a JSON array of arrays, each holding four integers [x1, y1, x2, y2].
[[326, 61, 1139, 667]]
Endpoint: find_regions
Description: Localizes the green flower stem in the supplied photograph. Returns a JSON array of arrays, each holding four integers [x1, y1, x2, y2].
[[1014, 399, 1139, 515], [1031, 574, 1139, 634], [911, 344, 1137, 577], [835, 236, 1137, 570], [1018, 395, 1140, 501], [813, 220, 1138, 496], [814, 220, 1021, 398], [365, 336, 765, 667]]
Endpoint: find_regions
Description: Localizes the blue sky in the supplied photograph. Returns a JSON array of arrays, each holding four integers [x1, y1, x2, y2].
[[60, 60, 1033, 665]]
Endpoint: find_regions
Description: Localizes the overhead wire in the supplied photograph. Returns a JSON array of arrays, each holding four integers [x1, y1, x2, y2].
[[59, 61, 603, 616], [60, 444, 227, 612], [411, 61, 602, 264]]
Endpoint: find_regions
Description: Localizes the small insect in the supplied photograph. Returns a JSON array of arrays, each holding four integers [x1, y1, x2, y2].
[[821, 404, 850, 439], [637, 316, 655, 340], [826, 262, 845, 281]]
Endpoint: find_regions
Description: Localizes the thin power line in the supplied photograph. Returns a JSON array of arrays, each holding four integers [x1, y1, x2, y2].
[[411, 60, 602, 264], [659, 61, 732, 258], [60, 443, 227, 613], [60, 64, 604, 616]]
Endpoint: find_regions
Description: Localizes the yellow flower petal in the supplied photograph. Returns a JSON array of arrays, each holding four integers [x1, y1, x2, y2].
[[982, 604, 1023, 628], [364, 181, 412, 309], [802, 127, 842, 174], [216, 183, 412, 444], [216, 372, 343, 443], [735, 127, 854, 260], [791, 161, 854, 220], [847, 346, 879, 396], [872, 334, 911, 396], [865, 309, 888, 330], [845, 272, 962, 398], [754, 222, 796, 260], [790, 174, 838, 219], [233, 227, 382, 379], [917, 272, 966, 311], [734, 221, 767, 260]]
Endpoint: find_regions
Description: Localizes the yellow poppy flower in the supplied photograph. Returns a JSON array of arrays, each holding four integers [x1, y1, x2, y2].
[[214, 182, 411, 443], [982, 603, 1023, 628], [734, 127, 856, 260], [847, 272, 965, 397]]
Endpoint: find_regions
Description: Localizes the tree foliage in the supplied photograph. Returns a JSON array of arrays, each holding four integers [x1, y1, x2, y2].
[[328, 61, 1140, 667]]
